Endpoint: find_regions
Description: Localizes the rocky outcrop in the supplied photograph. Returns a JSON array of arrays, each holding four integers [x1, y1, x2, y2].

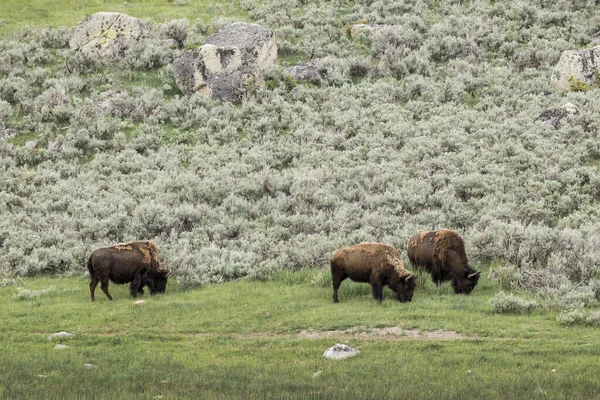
[[283, 62, 323, 84], [70, 12, 150, 58], [205, 22, 276, 68], [0, 128, 17, 140], [534, 103, 579, 128], [550, 46, 600, 91], [172, 22, 276, 101]]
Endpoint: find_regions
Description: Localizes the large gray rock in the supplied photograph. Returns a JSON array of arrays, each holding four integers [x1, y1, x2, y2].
[[205, 22, 277, 68], [534, 103, 579, 128], [0, 128, 17, 140], [550, 46, 600, 91], [283, 63, 323, 84], [173, 22, 276, 101], [70, 12, 150, 58]]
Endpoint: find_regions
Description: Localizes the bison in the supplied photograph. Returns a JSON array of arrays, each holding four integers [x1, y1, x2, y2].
[[88, 241, 171, 302], [407, 230, 480, 294], [330, 242, 416, 303]]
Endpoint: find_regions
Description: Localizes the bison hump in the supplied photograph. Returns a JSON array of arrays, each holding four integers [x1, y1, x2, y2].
[[432, 230, 468, 264], [386, 252, 410, 278], [111, 241, 160, 266]]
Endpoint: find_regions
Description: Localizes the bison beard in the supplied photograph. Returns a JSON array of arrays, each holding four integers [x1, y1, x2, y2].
[[330, 242, 416, 303], [407, 230, 480, 294], [88, 241, 171, 301]]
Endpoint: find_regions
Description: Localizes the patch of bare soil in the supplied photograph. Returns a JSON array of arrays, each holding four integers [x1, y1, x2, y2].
[[80, 327, 468, 340], [298, 326, 468, 340]]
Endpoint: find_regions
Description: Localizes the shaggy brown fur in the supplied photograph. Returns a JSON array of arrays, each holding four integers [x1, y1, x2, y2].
[[88, 241, 170, 302], [407, 230, 480, 294], [330, 242, 416, 303]]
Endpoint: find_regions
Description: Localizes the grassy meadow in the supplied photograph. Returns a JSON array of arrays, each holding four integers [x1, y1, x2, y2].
[[2, 271, 600, 400], [2, 0, 600, 398], [0, 0, 245, 37]]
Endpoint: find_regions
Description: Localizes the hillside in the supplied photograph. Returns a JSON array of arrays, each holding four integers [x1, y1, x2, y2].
[[1, 0, 600, 304]]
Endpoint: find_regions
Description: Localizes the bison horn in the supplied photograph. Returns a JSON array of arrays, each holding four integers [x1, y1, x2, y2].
[[165, 270, 172, 277], [405, 275, 414, 282], [468, 272, 480, 279]]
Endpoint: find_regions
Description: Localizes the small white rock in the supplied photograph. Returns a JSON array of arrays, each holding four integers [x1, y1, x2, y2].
[[323, 344, 359, 360], [312, 371, 322, 378], [133, 300, 145, 305], [84, 363, 97, 369], [48, 331, 75, 340], [54, 344, 68, 350]]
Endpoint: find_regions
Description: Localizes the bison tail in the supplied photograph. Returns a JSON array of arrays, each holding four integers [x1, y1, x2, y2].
[[87, 255, 94, 279]]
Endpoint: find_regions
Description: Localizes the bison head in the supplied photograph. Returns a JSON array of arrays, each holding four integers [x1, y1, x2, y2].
[[146, 269, 172, 295], [393, 274, 416, 302], [453, 268, 480, 294]]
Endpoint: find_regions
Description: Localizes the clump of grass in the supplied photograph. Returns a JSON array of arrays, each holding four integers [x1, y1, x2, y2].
[[274, 267, 331, 288], [556, 308, 586, 326], [567, 75, 591, 92], [0, 278, 20, 287], [556, 309, 600, 326], [414, 273, 454, 296], [13, 287, 55, 301], [489, 291, 538, 314]]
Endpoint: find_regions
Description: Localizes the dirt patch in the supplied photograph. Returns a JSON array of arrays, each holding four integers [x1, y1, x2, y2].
[[298, 326, 468, 340], [69, 327, 468, 341]]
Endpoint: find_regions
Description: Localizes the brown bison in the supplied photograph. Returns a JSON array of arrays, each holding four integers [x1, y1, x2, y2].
[[407, 230, 480, 294], [88, 241, 171, 302], [330, 242, 416, 303]]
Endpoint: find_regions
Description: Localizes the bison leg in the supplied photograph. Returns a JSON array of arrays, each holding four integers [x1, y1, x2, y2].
[[431, 259, 445, 285], [331, 271, 346, 303], [370, 276, 384, 302], [89, 276, 99, 302], [100, 279, 113, 300], [332, 275, 346, 303], [130, 273, 142, 298]]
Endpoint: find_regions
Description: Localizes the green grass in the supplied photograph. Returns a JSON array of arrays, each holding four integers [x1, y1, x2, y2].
[[1, 271, 599, 399], [0, 0, 246, 38]]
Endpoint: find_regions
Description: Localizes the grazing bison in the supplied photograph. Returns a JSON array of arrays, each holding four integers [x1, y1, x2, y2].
[[88, 241, 171, 302], [330, 242, 416, 303], [407, 230, 480, 294]]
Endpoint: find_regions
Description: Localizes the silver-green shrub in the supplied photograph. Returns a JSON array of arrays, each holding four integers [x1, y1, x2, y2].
[[556, 309, 586, 326], [1, 1, 600, 300], [489, 291, 538, 314], [14, 287, 55, 301]]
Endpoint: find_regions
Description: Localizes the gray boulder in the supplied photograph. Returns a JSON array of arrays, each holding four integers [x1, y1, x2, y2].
[[70, 12, 150, 58], [534, 103, 579, 128], [173, 22, 276, 101], [288, 85, 306, 100], [205, 22, 277, 68], [550, 46, 600, 91], [283, 63, 323, 84], [0, 129, 17, 140]]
